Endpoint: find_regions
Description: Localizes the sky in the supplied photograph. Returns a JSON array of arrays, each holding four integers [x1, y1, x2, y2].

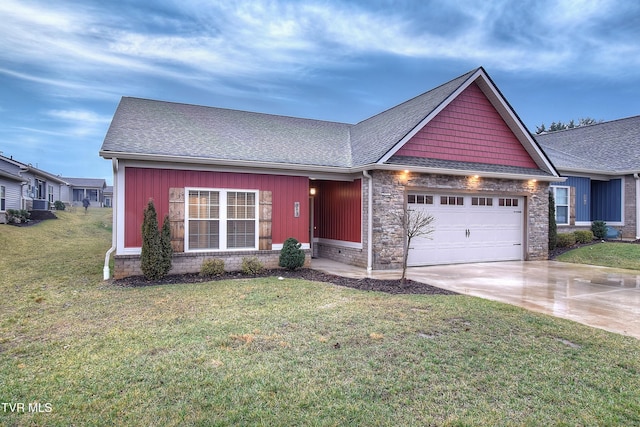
[[1, 0, 639, 186]]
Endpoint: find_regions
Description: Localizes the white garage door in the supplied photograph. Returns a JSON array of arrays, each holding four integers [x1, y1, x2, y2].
[[407, 193, 524, 266]]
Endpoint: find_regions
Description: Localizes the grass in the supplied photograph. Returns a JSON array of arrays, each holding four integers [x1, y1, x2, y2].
[[556, 242, 640, 270], [1, 210, 639, 426]]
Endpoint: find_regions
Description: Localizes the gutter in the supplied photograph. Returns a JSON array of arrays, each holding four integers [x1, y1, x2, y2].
[[100, 150, 562, 183], [103, 158, 118, 280], [635, 173, 640, 239], [362, 170, 373, 273]]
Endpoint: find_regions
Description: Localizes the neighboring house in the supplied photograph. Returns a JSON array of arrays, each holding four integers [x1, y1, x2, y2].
[[0, 162, 26, 224], [537, 116, 640, 239], [104, 186, 113, 207], [62, 177, 107, 207], [0, 154, 68, 216], [99, 67, 560, 279]]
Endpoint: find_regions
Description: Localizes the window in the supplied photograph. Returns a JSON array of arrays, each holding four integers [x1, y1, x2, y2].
[[36, 179, 45, 200], [472, 197, 493, 206], [408, 194, 433, 205], [440, 196, 464, 206], [498, 198, 519, 207], [48, 185, 54, 203], [186, 189, 258, 251], [1, 186, 5, 211], [552, 187, 569, 225]]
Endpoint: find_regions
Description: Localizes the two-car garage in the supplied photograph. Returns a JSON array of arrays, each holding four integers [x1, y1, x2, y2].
[[406, 192, 525, 266]]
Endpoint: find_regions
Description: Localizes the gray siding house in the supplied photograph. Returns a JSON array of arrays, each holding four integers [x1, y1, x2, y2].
[[537, 115, 640, 239]]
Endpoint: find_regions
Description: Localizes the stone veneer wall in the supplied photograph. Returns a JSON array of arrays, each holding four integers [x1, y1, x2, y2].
[[622, 175, 637, 239], [113, 250, 311, 279], [369, 170, 550, 270]]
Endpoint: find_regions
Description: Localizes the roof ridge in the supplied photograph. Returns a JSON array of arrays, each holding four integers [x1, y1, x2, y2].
[[122, 96, 353, 126], [353, 68, 479, 126]]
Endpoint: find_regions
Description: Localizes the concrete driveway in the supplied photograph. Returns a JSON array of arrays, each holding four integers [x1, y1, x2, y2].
[[311, 259, 640, 339], [406, 261, 640, 339]]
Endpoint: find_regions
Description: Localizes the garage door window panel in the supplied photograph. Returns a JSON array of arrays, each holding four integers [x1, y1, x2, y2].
[[441, 196, 464, 206], [408, 194, 434, 205]]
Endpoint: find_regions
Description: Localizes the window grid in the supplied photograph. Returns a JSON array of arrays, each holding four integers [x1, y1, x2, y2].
[[187, 189, 257, 251], [407, 194, 433, 205], [552, 187, 569, 225], [440, 196, 464, 206], [498, 198, 519, 207], [471, 197, 493, 207]]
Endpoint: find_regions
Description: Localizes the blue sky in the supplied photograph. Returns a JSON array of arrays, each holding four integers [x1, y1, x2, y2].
[[1, 0, 639, 185]]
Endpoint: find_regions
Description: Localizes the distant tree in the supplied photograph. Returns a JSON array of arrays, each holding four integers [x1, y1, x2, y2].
[[535, 117, 601, 134], [393, 208, 436, 285]]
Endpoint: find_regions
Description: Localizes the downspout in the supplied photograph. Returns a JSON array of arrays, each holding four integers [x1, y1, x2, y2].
[[362, 170, 373, 273], [103, 158, 118, 280], [635, 173, 640, 240]]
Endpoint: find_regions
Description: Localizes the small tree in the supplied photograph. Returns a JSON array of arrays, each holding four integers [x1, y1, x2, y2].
[[160, 214, 173, 276], [548, 191, 557, 251], [140, 200, 172, 280], [279, 237, 306, 270], [591, 220, 607, 240], [394, 208, 436, 285]]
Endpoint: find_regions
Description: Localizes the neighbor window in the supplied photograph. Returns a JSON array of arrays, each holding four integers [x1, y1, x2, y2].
[[186, 189, 258, 251], [1, 186, 5, 211], [553, 187, 570, 225]]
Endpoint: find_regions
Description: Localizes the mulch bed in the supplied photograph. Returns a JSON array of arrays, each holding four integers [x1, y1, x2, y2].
[[112, 268, 458, 295]]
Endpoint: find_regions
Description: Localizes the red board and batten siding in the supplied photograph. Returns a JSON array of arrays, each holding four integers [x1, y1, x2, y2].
[[313, 179, 362, 243], [124, 167, 309, 248], [396, 83, 538, 168]]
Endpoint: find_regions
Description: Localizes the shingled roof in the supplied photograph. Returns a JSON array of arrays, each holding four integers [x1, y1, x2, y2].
[[100, 67, 556, 178], [536, 115, 640, 174]]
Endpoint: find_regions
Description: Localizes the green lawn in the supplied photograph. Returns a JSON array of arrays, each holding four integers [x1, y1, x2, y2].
[[556, 242, 640, 270], [1, 210, 639, 426]]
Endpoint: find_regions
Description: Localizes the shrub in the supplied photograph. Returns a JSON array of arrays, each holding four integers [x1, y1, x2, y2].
[[279, 237, 306, 270], [200, 259, 225, 277], [53, 200, 66, 211], [140, 200, 172, 280], [591, 220, 607, 240], [160, 214, 173, 276], [6, 209, 30, 224], [241, 257, 264, 275], [556, 232, 576, 248], [548, 192, 557, 251], [574, 230, 594, 244]]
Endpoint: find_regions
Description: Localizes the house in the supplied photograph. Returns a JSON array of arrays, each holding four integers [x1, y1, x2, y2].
[[0, 154, 68, 221], [536, 115, 640, 239], [62, 177, 107, 207], [99, 67, 561, 279], [103, 186, 113, 208]]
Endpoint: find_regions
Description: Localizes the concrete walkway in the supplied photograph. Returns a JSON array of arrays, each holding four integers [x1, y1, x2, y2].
[[311, 259, 640, 339]]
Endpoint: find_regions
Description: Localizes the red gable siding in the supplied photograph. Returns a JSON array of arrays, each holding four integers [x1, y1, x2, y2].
[[124, 167, 309, 248], [395, 83, 538, 168], [313, 179, 362, 243]]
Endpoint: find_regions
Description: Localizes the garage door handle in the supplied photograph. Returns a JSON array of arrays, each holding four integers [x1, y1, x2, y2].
[[465, 229, 470, 238]]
